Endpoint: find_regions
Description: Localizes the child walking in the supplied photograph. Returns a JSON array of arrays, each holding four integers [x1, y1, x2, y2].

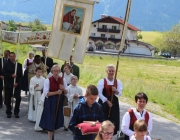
[[130, 120, 151, 140], [69, 85, 104, 140], [64, 76, 83, 130], [28, 67, 45, 121], [95, 120, 115, 140]]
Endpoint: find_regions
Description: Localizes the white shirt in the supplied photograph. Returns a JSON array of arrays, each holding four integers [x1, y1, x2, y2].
[[97, 77, 123, 103], [67, 84, 83, 103], [121, 108, 153, 137], [43, 77, 68, 98], [23, 58, 34, 69], [64, 73, 74, 85], [130, 135, 151, 140], [47, 72, 62, 79]]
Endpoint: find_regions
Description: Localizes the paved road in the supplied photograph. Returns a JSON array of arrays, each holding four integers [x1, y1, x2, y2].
[[0, 90, 180, 140]]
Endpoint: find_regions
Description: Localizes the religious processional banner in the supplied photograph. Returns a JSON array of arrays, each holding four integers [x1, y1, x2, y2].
[[1, 30, 51, 44], [48, 0, 97, 64], [19, 31, 51, 44], [1, 30, 19, 44]]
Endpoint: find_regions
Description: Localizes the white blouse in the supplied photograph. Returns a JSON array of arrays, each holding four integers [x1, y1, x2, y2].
[[97, 77, 123, 103], [47, 72, 62, 79], [64, 73, 74, 85], [43, 77, 68, 98], [23, 58, 34, 69], [130, 135, 151, 140], [121, 108, 153, 137]]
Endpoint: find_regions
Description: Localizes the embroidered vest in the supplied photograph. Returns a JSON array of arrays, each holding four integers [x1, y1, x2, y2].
[[27, 59, 33, 66], [49, 76, 62, 92], [129, 109, 149, 131], [104, 78, 117, 96]]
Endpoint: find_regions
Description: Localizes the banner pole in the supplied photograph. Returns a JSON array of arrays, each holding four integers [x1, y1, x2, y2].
[[108, 0, 132, 117]]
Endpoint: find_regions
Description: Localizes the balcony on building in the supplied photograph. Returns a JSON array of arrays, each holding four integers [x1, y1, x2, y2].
[[97, 28, 120, 33]]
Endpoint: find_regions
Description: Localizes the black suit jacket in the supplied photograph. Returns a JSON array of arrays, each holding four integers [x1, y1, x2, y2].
[[0, 58, 10, 88], [41, 57, 53, 73], [2, 61, 23, 88]]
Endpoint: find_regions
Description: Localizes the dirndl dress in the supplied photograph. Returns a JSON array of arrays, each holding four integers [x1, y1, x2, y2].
[[39, 94, 64, 131]]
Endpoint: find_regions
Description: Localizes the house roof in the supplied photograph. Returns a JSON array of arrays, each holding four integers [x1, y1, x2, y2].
[[0, 21, 8, 25], [92, 16, 140, 31], [129, 40, 154, 51]]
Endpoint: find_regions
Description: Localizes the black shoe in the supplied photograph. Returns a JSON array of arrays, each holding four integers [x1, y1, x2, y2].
[[64, 128, 68, 131], [14, 114, 19, 118], [0, 105, 2, 108], [7, 115, 11, 118]]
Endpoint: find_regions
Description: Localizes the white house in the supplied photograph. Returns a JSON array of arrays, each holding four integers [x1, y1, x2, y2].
[[88, 16, 154, 56]]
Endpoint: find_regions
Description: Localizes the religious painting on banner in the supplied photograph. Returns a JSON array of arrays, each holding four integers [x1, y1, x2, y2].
[[48, 0, 98, 64], [1, 30, 18, 44], [61, 4, 85, 35]]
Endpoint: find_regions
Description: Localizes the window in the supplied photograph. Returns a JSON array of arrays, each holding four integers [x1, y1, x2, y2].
[[91, 33, 95, 36], [110, 35, 115, 38], [101, 34, 105, 38], [102, 25, 107, 29], [112, 26, 117, 30], [93, 24, 96, 27]]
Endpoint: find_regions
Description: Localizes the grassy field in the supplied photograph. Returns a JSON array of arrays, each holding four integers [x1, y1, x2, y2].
[[77, 55, 180, 121], [2, 42, 180, 122], [138, 31, 162, 44]]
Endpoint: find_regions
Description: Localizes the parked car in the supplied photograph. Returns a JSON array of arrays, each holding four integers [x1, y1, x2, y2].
[[159, 52, 171, 58]]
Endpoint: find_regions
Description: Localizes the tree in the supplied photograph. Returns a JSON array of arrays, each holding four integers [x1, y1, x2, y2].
[[7, 20, 17, 31], [160, 23, 180, 57], [31, 19, 47, 31], [137, 34, 143, 40]]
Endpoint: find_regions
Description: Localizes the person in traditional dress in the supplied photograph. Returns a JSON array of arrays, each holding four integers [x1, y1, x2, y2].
[[0, 50, 10, 108], [64, 75, 83, 131], [21, 52, 34, 95], [61, 55, 80, 79], [2, 52, 23, 118], [62, 9, 78, 31], [41, 49, 53, 74], [97, 64, 123, 135], [28, 55, 47, 85], [64, 64, 74, 86], [47, 63, 62, 78], [28, 67, 45, 122], [39, 65, 68, 140], [121, 92, 152, 140]]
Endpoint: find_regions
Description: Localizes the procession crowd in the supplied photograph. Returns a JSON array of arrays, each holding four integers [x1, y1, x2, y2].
[[0, 50, 154, 140]]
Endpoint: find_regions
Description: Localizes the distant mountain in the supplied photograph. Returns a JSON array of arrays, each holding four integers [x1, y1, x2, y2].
[[0, 0, 180, 31]]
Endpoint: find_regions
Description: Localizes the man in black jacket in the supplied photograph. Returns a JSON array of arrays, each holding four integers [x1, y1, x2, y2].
[[0, 50, 10, 108], [41, 49, 53, 74], [2, 52, 23, 118]]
